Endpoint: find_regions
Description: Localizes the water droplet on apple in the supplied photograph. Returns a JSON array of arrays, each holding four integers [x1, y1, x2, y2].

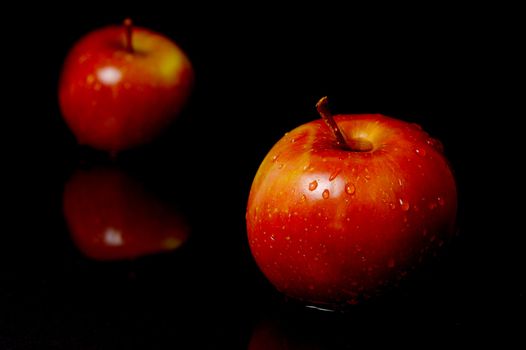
[[388, 258, 395, 268], [86, 74, 95, 84], [329, 168, 341, 181], [345, 183, 356, 195], [309, 180, 318, 191], [272, 154, 279, 162], [270, 234, 276, 241], [427, 138, 444, 152], [399, 198, 410, 211], [364, 174, 371, 180], [301, 194, 307, 202], [415, 148, 426, 156], [428, 202, 437, 210], [437, 196, 445, 206], [322, 189, 330, 199], [278, 163, 284, 169], [389, 202, 396, 210]]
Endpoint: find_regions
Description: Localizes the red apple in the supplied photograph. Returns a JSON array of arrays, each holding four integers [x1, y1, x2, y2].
[[246, 97, 457, 307], [63, 167, 189, 261], [59, 19, 194, 153]]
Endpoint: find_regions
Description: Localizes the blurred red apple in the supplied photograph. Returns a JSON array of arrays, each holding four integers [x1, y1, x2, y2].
[[63, 167, 189, 261], [59, 19, 194, 153], [246, 97, 457, 307]]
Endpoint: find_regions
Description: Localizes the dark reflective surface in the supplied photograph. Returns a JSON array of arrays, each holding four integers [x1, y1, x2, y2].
[[3, 8, 522, 348]]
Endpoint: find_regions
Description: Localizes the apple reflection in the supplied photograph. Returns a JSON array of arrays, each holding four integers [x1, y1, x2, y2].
[[63, 167, 189, 261], [249, 317, 325, 350]]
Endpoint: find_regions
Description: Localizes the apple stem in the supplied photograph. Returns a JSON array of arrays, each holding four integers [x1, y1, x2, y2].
[[316, 97, 350, 150], [124, 18, 134, 53]]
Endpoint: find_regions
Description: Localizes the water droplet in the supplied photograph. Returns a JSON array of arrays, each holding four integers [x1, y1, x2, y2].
[[329, 168, 341, 181], [398, 178, 403, 186], [86, 74, 95, 84], [427, 138, 444, 152], [278, 163, 284, 169], [415, 148, 426, 156], [309, 180, 318, 191], [270, 234, 276, 241], [272, 154, 279, 162], [428, 202, 437, 210], [437, 196, 445, 206], [322, 189, 330, 199], [345, 183, 356, 195], [364, 174, 371, 180], [399, 198, 410, 211], [389, 202, 396, 210], [285, 236, 291, 240], [388, 258, 395, 268], [301, 194, 307, 202]]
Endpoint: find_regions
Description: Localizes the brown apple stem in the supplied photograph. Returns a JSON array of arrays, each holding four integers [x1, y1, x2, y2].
[[124, 18, 134, 53], [316, 97, 373, 152], [316, 96, 350, 150]]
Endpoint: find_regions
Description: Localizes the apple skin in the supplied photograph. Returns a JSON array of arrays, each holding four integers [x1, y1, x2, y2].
[[246, 114, 457, 307], [63, 167, 189, 261], [59, 23, 194, 153]]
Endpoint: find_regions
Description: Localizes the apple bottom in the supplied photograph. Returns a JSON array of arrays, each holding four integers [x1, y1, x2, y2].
[[249, 200, 456, 308]]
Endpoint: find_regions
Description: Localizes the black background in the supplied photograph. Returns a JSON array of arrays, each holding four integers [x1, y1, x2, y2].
[[2, 5, 523, 348]]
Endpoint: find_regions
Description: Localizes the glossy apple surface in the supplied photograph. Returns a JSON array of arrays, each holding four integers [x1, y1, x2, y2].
[[59, 20, 194, 153], [246, 104, 457, 307], [63, 167, 189, 261]]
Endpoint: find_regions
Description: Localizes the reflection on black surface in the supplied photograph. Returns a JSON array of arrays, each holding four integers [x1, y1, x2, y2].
[[249, 318, 323, 350], [248, 307, 358, 350], [63, 166, 190, 261]]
